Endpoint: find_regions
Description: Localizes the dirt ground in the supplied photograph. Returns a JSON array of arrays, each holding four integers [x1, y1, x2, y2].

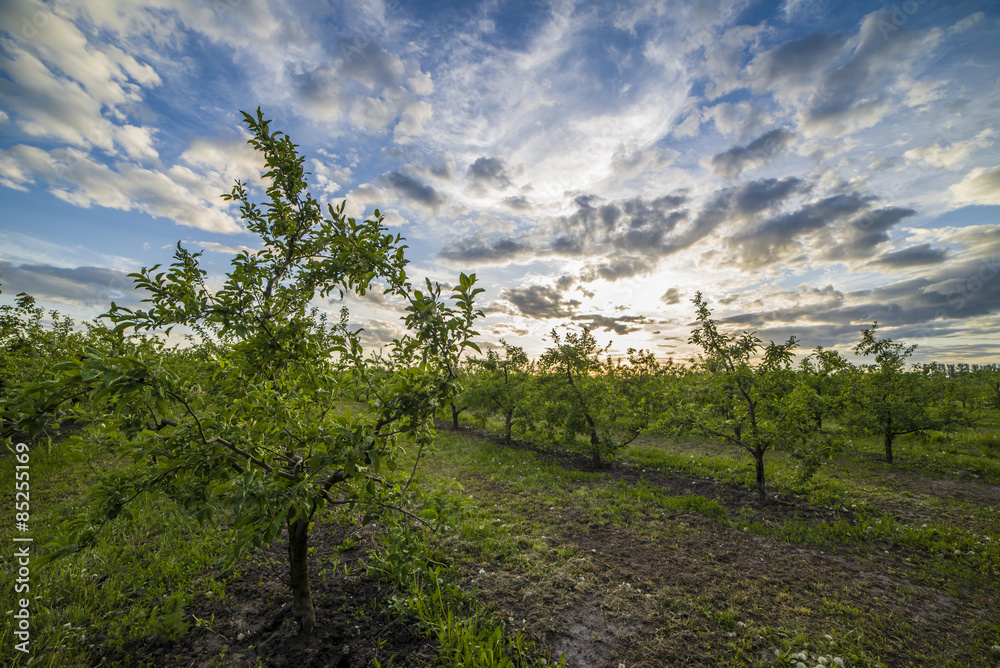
[[109, 425, 999, 667]]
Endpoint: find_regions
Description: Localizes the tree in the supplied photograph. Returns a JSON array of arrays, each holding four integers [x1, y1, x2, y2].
[[443, 362, 471, 431], [849, 323, 966, 464], [11, 109, 483, 634], [797, 346, 851, 432], [537, 327, 651, 468], [686, 293, 807, 504], [464, 339, 532, 446], [1, 288, 91, 441], [974, 364, 1000, 412]]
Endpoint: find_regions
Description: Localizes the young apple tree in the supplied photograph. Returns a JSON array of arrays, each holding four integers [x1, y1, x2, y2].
[[797, 346, 851, 432], [464, 339, 532, 446], [848, 324, 966, 464], [537, 327, 652, 468], [13, 110, 483, 634], [686, 293, 810, 504]]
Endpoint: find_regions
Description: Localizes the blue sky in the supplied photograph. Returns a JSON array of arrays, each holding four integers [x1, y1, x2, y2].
[[1, 0, 999, 362]]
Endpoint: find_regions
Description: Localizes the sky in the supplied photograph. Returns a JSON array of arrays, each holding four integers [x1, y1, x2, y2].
[[1, 0, 999, 363]]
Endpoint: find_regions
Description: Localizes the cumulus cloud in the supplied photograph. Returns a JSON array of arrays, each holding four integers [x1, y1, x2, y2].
[[572, 313, 654, 335], [0, 1, 161, 153], [438, 237, 533, 264], [904, 129, 997, 170], [579, 256, 652, 282], [660, 287, 682, 305], [703, 101, 772, 139], [0, 144, 245, 233], [468, 156, 513, 189], [729, 192, 872, 268], [394, 100, 432, 142], [438, 191, 689, 271], [800, 11, 944, 135], [748, 30, 847, 92], [741, 9, 949, 140], [500, 284, 580, 319], [715, 241, 1000, 354], [376, 170, 444, 211], [821, 205, 917, 263], [707, 128, 796, 179]]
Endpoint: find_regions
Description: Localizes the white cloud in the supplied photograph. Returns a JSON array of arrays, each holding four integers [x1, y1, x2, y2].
[[948, 11, 984, 35], [0, 0, 161, 156], [904, 129, 997, 171], [349, 96, 396, 133], [703, 101, 773, 138], [115, 125, 159, 161], [393, 100, 432, 143], [950, 166, 1000, 207], [182, 240, 258, 255], [180, 133, 265, 187], [0, 144, 243, 233], [671, 111, 702, 139]]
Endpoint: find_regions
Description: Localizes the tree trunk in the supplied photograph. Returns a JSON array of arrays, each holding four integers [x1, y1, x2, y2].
[[287, 515, 316, 634], [590, 431, 604, 469], [754, 450, 766, 505], [884, 432, 894, 464], [451, 403, 461, 430], [591, 444, 603, 469], [504, 410, 513, 446]]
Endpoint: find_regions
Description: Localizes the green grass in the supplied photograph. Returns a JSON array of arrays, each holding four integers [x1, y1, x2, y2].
[[1, 441, 235, 666]]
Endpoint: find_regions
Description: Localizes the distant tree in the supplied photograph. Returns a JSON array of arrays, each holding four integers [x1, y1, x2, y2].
[[686, 293, 808, 504], [848, 324, 967, 464], [607, 347, 663, 436], [537, 327, 651, 468], [444, 362, 471, 431], [797, 346, 851, 432], [974, 364, 1000, 412], [464, 339, 532, 445], [10, 110, 483, 634], [0, 289, 92, 441], [0, 290, 84, 394]]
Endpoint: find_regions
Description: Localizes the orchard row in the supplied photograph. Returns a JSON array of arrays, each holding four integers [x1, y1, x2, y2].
[[435, 300, 996, 504]]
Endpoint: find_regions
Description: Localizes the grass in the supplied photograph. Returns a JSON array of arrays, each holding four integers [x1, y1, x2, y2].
[[1, 440, 236, 666]]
